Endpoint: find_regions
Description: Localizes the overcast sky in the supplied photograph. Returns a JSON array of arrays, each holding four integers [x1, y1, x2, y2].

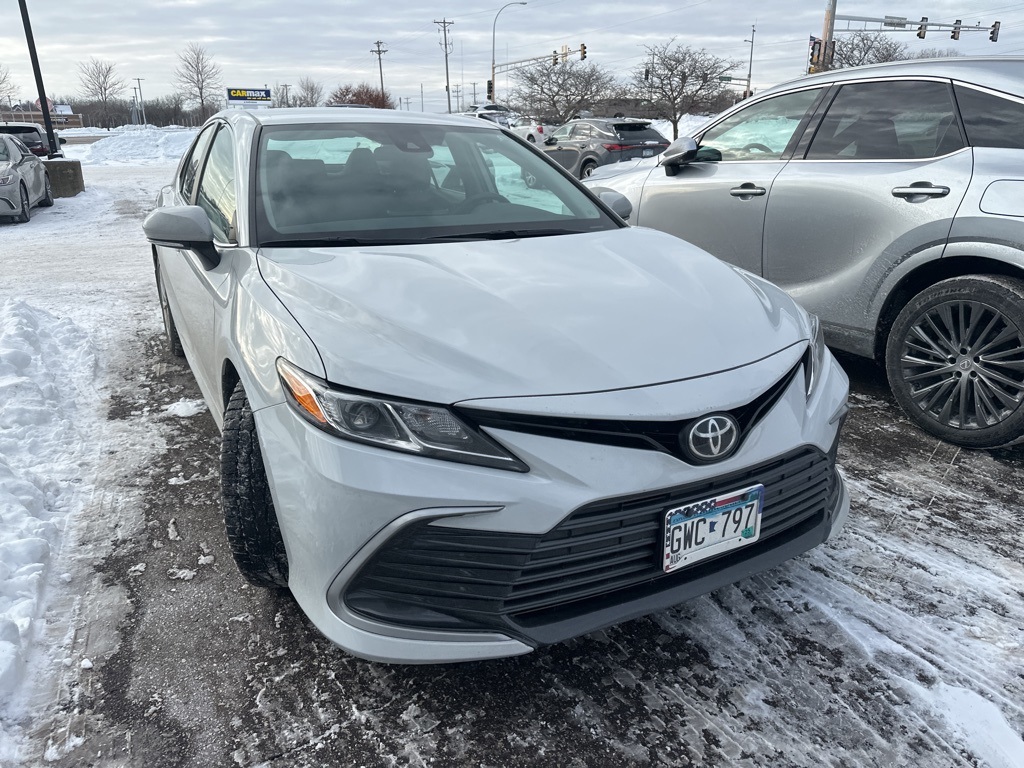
[[3, 0, 1022, 114]]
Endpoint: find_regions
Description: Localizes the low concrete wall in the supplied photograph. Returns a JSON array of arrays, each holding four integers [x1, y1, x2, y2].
[[43, 159, 86, 198]]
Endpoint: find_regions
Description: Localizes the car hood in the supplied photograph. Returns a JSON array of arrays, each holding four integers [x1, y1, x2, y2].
[[257, 228, 808, 403]]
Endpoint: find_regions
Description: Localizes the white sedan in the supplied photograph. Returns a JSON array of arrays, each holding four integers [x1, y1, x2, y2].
[[143, 107, 849, 663]]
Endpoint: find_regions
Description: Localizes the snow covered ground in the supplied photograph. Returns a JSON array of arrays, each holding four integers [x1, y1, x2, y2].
[[0, 125, 1022, 767]]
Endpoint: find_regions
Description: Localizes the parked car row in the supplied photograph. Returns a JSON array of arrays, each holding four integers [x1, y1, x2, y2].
[[135, 55, 1024, 667], [0, 121, 66, 158]]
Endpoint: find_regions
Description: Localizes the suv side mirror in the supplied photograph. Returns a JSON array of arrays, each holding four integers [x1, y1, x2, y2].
[[661, 137, 698, 176], [544, 136, 558, 146]]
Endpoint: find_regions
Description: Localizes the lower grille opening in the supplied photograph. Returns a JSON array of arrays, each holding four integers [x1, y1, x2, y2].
[[344, 445, 839, 645]]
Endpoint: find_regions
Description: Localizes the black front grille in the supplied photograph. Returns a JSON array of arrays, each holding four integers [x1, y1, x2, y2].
[[344, 445, 839, 643], [456, 359, 801, 464]]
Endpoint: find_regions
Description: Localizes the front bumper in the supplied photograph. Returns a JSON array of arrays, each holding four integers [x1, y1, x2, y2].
[[254, 354, 849, 663]]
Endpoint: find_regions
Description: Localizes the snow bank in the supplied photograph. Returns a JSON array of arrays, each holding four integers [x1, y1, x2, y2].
[[0, 301, 94, 696], [74, 126, 198, 166]]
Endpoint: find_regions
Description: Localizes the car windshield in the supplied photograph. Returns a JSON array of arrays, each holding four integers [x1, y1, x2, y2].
[[254, 122, 619, 246], [0, 142, 8, 162]]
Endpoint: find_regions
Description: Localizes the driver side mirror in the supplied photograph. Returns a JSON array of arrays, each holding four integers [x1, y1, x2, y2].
[[143, 206, 221, 268]]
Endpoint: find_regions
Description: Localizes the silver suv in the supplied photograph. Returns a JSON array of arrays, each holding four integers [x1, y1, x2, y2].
[[0, 122, 65, 158], [588, 57, 1024, 449]]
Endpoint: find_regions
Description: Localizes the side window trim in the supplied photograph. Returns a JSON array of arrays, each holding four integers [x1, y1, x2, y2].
[[195, 124, 238, 245], [179, 123, 218, 204]]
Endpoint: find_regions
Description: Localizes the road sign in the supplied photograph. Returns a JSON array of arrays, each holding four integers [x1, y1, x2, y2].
[[719, 75, 733, 82]]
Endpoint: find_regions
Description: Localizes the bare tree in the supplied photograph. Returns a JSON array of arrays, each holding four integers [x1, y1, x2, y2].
[[175, 42, 223, 120], [831, 31, 908, 69], [294, 76, 324, 108], [326, 82, 394, 109], [630, 41, 736, 139], [77, 58, 127, 126], [0, 64, 15, 104], [508, 61, 617, 125]]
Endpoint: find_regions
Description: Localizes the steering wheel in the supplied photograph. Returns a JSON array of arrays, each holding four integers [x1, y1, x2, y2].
[[742, 143, 774, 154], [453, 193, 509, 213]]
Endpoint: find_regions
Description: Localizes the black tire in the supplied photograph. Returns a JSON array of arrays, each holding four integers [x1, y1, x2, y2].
[[579, 160, 598, 179], [885, 275, 1024, 448], [221, 382, 289, 588], [14, 184, 30, 223], [154, 264, 185, 357], [39, 175, 54, 207], [526, 134, 536, 143]]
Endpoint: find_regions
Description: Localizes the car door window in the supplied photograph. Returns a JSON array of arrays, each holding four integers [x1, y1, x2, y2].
[[10, 137, 33, 159], [571, 124, 593, 140], [179, 124, 218, 202], [551, 125, 573, 140], [807, 81, 963, 160], [195, 126, 237, 243], [954, 84, 1024, 150], [699, 89, 822, 161]]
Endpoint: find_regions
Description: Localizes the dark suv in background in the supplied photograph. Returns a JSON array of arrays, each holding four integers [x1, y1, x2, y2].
[[0, 122, 65, 158], [542, 118, 668, 178]]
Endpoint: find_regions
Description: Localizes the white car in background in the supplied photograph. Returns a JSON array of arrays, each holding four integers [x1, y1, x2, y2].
[[509, 116, 556, 143]]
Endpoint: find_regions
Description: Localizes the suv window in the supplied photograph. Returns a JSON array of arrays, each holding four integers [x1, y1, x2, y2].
[[571, 124, 593, 139], [179, 124, 218, 202], [612, 123, 664, 142], [807, 81, 963, 160], [700, 88, 822, 161], [195, 126, 237, 242], [954, 84, 1024, 150]]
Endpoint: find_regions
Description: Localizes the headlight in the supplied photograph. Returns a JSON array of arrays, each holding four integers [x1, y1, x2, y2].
[[804, 313, 827, 397], [0, 174, 14, 186], [277, 359, 528, 472]]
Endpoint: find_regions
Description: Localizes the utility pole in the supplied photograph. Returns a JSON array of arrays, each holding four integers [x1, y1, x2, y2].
[[280, 83, 291, 107], [821, 0, 837, 70], [420, 83, 424, 112], [745, 24, 755, 99], [470, 82, 478, 103], [134, 77, 147, 124], [17, 0, 59, 156], [452, 84, 462, 112], [435, 19, 454, 113], [371, 40, 387, 103], [403, 97, 412, 111]]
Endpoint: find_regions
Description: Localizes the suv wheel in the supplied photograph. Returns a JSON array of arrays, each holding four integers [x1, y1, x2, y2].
[[885, 275, 1024, 448], [221, 382, 289, 588], [580, 160, 598, 179]]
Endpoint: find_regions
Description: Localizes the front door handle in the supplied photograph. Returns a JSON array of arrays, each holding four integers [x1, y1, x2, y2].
[[892, 183, 950, 200], [730, 183, 767, 199]]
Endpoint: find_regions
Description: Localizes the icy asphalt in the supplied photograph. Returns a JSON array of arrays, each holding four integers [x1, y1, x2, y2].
[[0, 129, 1021, 767]]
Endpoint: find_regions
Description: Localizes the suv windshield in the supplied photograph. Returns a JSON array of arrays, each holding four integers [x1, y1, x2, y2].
[[255, 122, 619, 246]]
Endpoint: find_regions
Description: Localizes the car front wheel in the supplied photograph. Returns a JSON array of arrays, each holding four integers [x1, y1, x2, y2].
[[14, 184, 30, 223], [221, 382, 290, 588], [885, 275, 1024, 448], [580, 160, 598, 179]]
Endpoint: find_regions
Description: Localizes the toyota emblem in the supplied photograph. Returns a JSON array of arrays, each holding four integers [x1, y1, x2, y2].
[[684, 414, 740, 462]]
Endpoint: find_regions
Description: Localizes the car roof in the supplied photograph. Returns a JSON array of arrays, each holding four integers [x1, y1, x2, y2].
[[214, 107, 503, 131], [763, 56, 1024, 98]]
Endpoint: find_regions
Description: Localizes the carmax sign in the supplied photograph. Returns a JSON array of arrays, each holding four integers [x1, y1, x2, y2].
[[226, 88, 272, 106]]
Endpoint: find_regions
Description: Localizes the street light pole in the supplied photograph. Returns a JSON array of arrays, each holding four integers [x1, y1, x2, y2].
[[744, 24, 756, 99], [491, 1, 526, 105], [134, 77, 146, 124]]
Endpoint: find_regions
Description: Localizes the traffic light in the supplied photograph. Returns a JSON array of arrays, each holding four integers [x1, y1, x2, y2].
[[552, 50, 559, 66], [580, 43, 587, 61], [486, 80, 493, 100], [990, 21, 1001, 42], [951, 20, 961, 40], [916, 17, 927, 39]]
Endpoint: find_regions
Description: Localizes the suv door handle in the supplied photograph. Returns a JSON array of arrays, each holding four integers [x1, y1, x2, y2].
[[729, 183, 767, 199], [892, 184, 950, 199]]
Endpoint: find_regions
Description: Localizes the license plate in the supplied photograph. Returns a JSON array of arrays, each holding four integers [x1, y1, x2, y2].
[[642, 148, 654, 157], [663, 484, 764, 573]]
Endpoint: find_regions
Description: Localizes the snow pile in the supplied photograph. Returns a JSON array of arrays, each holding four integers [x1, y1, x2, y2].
[[74, 126, 198, 166], [0, 301, 94, 696]]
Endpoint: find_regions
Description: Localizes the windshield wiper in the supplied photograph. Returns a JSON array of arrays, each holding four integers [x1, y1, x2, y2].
[[423, 229, 587, 242], [259, 236, 424, 248]]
